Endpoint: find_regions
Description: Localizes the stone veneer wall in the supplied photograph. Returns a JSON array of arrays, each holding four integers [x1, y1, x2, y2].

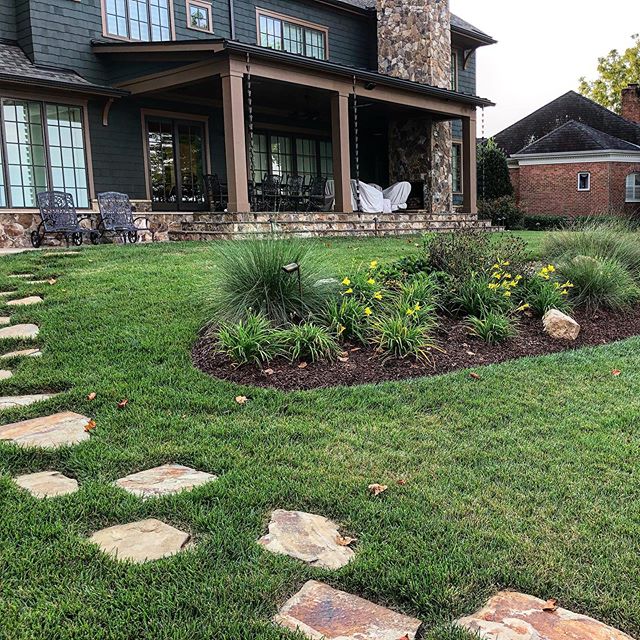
[[377, 0, 453, 214]]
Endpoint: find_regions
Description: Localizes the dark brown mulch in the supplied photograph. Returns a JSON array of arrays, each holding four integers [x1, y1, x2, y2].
[[192, 307, 640, 391]]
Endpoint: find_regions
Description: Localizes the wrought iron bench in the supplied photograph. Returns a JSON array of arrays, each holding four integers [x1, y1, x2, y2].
[[32, 191, 96, 248], [96, 192, 155, 244]]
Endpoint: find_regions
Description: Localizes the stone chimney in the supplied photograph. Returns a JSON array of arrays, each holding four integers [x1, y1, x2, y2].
[[621, 84, 640, 124], [377, 0, 452, 89]]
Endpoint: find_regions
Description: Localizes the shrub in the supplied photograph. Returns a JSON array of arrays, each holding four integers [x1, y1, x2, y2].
[[372, 314, 438, 362], [524, 215, 569, 230], [278, 323, 341, 363], [216, 312, 281, 365], [210, 238, 335, 325], [557, 255, 640, 311], [522, 276, 573, 316], [477, 138, 514, 200], [467, 312, 517, 344], [324, 296, 371, 344], [543, 221, 640, 279], [425, 230, 528, 280], [377, 254, 431, 284], [478, 196, 524, 230]]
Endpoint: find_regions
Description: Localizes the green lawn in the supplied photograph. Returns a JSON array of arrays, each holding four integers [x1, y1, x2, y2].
[[0, 234, 638, 639]]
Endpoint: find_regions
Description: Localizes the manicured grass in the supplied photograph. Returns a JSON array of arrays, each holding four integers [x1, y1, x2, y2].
[[0, 234, 638, 639]]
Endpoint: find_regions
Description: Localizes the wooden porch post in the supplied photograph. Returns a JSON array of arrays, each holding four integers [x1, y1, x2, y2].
[[221, 69, 250, 212], [331, 92, 353, 213], [462, 115, 477, 214]]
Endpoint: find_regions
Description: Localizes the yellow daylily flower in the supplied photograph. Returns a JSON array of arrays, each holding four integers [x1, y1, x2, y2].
[[337, 324, 346, 335], [488, 283, 499, 290], [342, 278, 351, 286], [364, 307, 373, 316], [503, 291, 512, 298], [414, 303, 422, 311], [517, 303, 531, 311], [343, 288, 353, 295], [406, 308, 415, 316], [370, 260, 378, 270], [367, 278, 376, 285], [373, 291, 383, 300]]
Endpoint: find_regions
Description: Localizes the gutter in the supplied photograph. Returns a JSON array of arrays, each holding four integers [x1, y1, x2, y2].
[[0, 73, 129, 98]]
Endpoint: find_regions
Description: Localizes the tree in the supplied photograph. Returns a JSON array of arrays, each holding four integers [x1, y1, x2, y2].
[[579, 34, 640, 113], [477, 138, 513, 201]]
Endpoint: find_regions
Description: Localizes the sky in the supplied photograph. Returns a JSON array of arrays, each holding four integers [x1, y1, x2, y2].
[[450, 0, 640, 137]]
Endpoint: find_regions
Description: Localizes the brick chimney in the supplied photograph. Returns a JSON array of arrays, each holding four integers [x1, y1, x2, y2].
[[377, 0, 452, 89], [622, 84, 640, 124]]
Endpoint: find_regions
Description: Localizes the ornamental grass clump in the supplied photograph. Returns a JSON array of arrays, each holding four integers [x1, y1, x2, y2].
[[372, 314, 438, 363], [278, 322, 341, 363], [209, 238, 335, 325], [522, 264, 573, 316], [467, 311, 517, 345], [216, 312, 282, 365]]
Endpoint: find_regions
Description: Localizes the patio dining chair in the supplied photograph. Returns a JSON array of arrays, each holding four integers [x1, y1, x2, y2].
[[284, 175, 305, 211], [203, 174, 228, 211], [32, 191, 96, 248], [260, 174, 282, 212], [96, 192, 155, 244], [307, 176, 328, 212]]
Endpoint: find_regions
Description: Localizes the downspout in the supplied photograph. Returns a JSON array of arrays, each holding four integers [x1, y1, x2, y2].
[[228, 0, 236, 40]]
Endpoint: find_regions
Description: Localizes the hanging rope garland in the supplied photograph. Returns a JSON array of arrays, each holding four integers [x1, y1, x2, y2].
[[246, 53, 256, 209], [481, 106, 486, 203], [352, 75, 361, 213]]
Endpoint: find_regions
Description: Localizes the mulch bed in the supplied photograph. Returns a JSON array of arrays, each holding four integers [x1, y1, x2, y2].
[[192, 307, 640, 391]]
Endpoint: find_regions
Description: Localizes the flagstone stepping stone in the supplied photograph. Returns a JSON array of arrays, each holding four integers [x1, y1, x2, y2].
[[0, 324, 39, 340], [27, 280, 54, 285], [8, 273, 34, 279], [275, 581, 422, 640], [0, 411, 91, 449], [0, 393, 58, 409], [0, 291, 17, 297], [0, 317, 10, 325], [0, 370, 12, 380], [14, 471, 78, 498], [0, 348, 41, 359], [259, 510, 355, 570], [89, 518, 190, 563], [457, 591, 634, 640], [7, 296, 43, 306], [115, 463, 217, 498]]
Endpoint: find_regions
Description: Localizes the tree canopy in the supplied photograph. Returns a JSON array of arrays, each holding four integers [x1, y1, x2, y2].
[[477, 138, 513, 201], [579, 34, 640, 113]]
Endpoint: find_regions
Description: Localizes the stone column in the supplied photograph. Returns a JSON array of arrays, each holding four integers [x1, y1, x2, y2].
[[221, 69, 250, 213], [331, 92, 353, 213], [462, 116, 477, 213]]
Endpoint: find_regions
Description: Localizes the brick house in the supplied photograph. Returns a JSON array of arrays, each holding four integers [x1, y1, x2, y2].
[[0, 0, 496, 245], [494, 88, 640, 218]]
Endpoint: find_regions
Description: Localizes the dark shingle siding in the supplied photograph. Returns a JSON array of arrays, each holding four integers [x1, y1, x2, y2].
[[495, 91, 640, 156], [0, 0, 16, 41]]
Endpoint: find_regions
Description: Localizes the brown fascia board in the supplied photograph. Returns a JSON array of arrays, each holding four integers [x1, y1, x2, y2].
[[0, 73, 128, 98], [451, 26, 497, 48]]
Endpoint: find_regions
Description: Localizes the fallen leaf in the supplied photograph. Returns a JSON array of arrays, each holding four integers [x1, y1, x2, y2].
[[338, 356, 349, 363], [48, 278, 57, 285], [397, 635, 410, 640], [235, 395, 248, 405], [397, 478, 408, 486], [368, 483, 388, 496], [469, 372, 481, 380], [335, 535, 357, 547], [84, 419, 97, 432], [612, 369, 621, 376], [117, 398, 129, 409], [340, 351, 349, 358], [263, 368, 275, 376], [298, 362, 308, 369], [542, 598, 558, 612], [466, 351, 476, 356], [87, 392, 97, 401]]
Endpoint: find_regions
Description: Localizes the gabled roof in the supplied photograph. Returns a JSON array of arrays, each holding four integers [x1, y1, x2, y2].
[[0, 42, 125, 97], [494, 90, 640, 156], [513, 120, 640, 156]]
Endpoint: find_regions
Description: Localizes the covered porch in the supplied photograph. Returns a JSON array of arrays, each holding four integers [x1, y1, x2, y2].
[[94, 39, 487, 223]]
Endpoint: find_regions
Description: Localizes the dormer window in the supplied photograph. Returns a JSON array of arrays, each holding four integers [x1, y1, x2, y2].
[[257, 10, 328, 60], [103, 0, 172, 42], [578, 172, 591, 191], [626, 173, 640, 202]]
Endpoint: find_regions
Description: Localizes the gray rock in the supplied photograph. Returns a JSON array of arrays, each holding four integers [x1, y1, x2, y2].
[[543, 309, 581, 340]]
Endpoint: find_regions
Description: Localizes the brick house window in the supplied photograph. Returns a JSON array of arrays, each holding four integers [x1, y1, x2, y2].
[[626, 173, 640, 202], [0, 99, 89, 209], [104, 0, 172, 41], [577, 172, 591, 191], [257, 10, 328, 60], [187, 0, 212, 32]]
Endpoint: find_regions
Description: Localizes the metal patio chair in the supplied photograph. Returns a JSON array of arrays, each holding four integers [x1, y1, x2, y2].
[[284, 175, 305, 211], [203, 174, 228, 211], [32, 191, 96, 248], [306, 176, 328, 212], [96, 192, 154, 244], [260, 174, 282, 212]]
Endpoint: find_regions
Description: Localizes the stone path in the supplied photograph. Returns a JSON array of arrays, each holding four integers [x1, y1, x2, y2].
[[457, 591, 635, 640], [15, 471, 78, 498], [8, 273, 34, 279], [0, 393, 58, 409], [0, 348, 41, 359], [0, 370, 12, 380], [0, 411, 91, 449], [89, 519, 190, 563], [115, 463, 217, 498], [259, 510, 355, 570], [7, 296, 43, 306], [0, 291, 17, 297], [274, 580, 422, 640], [0, 317, 10, 325], [0, 324, 39, 340]]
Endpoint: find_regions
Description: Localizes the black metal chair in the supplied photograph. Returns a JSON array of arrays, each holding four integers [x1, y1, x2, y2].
[[32, 191, 95, 248], [260, 174, 282, 212], [203, 174, 228, 211], [96, 192, 154, 244], [307, 176, 328, 212], [284, 175, 305, 211]]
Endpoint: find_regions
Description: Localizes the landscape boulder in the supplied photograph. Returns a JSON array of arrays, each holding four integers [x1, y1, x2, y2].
[[543, 309, 581, 341]]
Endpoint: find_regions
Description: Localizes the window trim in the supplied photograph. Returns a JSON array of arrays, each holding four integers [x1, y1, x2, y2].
[[186, 0, 213, 33], [452, 140, 463, 195], [626, 172, 640, 202], [255, 8, 329, 60], [577, 171, 591, 192], [451, 49, 459, 92], [0, 91, 94, 210], [101, 0, 176, 42]]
